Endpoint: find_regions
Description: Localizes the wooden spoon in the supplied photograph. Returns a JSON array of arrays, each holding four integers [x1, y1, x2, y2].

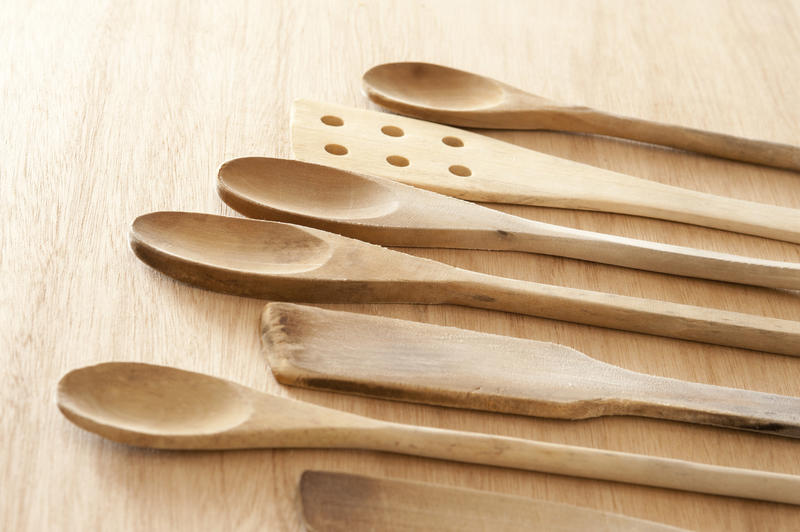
[[299, 470, 690, 532], [129, 212, 800, 355], [263, 303, 800, 438], [363, 62, 800, 172], [217, 156, 800, 289], [56, 362, 800, 505], [291, 99, 800, 244]]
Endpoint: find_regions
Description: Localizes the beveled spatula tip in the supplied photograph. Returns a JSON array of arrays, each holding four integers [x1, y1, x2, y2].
[[260, 302, 304, 373]]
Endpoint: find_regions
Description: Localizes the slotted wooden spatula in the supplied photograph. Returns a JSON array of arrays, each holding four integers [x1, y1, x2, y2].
[[291, 99, 800, 244], [262, 302, 800, 438], [299, 471, 690, 531]]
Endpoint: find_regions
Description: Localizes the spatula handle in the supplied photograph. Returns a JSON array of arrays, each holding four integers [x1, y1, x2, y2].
[[613, 375, 800, 438], [450, 276, 800, 355], [581, 177, 800, 245], [509, 166, 800, 244], [374, 424, 800, 505], [551, 107, 800, 172], [508, 222, 800, 289]]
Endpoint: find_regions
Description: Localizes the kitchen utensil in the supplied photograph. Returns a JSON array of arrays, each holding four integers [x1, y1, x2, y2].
[[218, 156, 800, 289], [129, 211, 800, 355], [263, 302, 800, 438], [363, 62, 800, 171], [56, 362, 800, 505], [291, 99, 800, 244]]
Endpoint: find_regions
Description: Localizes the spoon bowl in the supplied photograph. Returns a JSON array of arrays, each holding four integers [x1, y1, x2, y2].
[[218, 157, 400, 221], [131, 211, 333, 275], [57, 362, 252, 438], [364, 62, 507, 111]]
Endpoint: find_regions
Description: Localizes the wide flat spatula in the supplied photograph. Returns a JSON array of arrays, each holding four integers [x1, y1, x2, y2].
[[291, 99, 800, 244], [262, 303, 800, 438], [299, 470, 690, 532]]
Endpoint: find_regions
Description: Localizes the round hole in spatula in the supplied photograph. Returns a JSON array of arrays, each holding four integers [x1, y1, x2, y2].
[[381, 125, 404, 137], [324, 144, 348, 156], [449, 164, 471, 177], [320, 115, 344, 126], [386, 155, 410, 167], [442, 136, 464, 147]]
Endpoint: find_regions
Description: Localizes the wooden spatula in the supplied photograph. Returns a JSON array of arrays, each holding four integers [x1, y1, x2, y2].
[[262, 302, 800, 438], [291, 99, 800, 244], [299, 470, 690, 532]]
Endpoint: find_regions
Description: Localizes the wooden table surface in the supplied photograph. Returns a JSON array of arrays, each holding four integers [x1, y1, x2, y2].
[[3, 1, 800, 530]]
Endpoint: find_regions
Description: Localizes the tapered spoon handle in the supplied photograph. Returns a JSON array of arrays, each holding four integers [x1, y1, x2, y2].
[[450, 275, 800, 355], [546, 106, 800, 172], [370, 423, 800, 505]]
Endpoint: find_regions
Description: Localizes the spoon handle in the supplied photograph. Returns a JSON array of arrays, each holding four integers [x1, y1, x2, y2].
[[504, 221, 800, 289], [373, 423, 800, 505], [538, 106, 800, 171], [449, 275, 800, 355]]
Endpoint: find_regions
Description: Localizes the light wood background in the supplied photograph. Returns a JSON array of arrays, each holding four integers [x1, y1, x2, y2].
[[3, 1, 800, 530]]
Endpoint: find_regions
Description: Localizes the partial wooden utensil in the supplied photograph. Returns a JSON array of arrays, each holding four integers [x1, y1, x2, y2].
[[263, 303, 800, 438], [56, 362, 800, 505], [218, 156, 800, 289], [291, 99, 800, 244], [363, 62, 800, 172], [299, 471, 690, 532], [129, 212, 800, 355]]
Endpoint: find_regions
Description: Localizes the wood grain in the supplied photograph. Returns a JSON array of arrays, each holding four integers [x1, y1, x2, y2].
[[299, 470, 690, 531], [2, 0, 800, 530]]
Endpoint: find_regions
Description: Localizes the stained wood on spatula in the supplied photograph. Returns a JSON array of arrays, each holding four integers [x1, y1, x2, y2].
[[129, 212, 800, 355], [291, 99, 800, 244], [261, 302, 800, 438], [299, 470, 690, 532]]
